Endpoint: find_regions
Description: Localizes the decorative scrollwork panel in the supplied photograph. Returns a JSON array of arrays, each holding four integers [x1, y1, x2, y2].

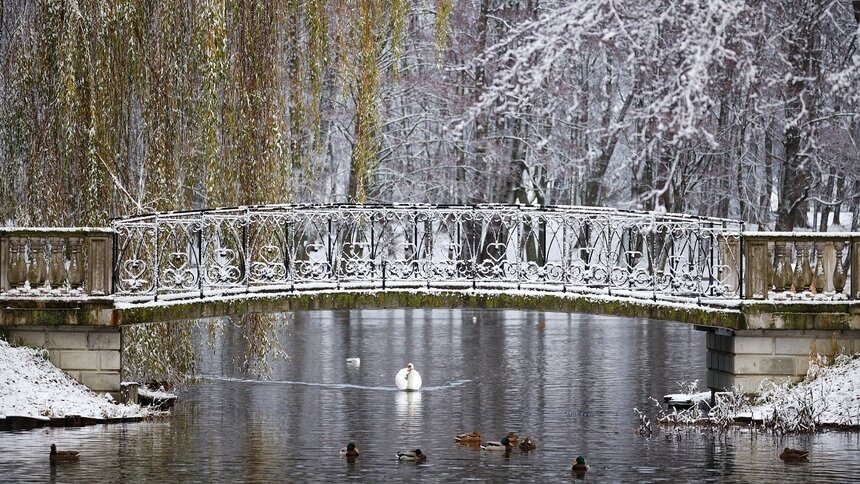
[[105, 205, 751, 302]]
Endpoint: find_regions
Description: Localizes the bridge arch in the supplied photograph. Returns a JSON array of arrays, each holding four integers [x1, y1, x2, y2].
[[111, 203, 744, 306]]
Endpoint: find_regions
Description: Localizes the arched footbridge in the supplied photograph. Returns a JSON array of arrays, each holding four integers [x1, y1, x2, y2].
[[2, 204, 858, 395]]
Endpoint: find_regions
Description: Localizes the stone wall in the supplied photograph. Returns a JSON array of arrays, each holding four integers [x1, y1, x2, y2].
[[3, 326, 121, 395], [706, 328, 860, 393]]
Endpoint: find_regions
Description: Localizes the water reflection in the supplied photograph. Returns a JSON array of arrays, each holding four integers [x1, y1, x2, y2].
[[1, 309, 858, 482], [394, 391, 422, 435]]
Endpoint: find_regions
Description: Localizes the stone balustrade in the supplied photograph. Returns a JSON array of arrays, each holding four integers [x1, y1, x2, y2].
[[743, 233, 858, 301], [0, 228, 113, 297]]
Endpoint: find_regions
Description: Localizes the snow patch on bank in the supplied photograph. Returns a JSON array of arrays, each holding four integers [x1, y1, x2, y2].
[[743, 354, 860, 426], [658, 354, 860, 429], [0, 339, 153, 420]]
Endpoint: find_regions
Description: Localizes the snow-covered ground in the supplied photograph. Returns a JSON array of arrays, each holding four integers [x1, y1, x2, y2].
[[659, 354, 860, 430], [0, 339, 156, 421], [741, 354, 860, 427]]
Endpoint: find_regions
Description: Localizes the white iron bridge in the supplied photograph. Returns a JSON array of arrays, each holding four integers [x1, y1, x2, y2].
[[1, 204, 858, 394]]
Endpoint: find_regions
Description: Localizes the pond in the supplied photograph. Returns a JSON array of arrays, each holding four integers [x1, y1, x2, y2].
[[1, 309, 859, 482]]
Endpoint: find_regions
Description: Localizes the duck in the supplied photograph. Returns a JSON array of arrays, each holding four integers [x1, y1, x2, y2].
[[505, 432, 520, 446], [50, 444, 79, 464], [455, 431, 482, 445], [340, 442, 360, 459], [519, 437, 537, 452], [779, 447, 809, 462], [481, 436, 513, 451], [571, 455, 589, 472], [396, 449, 427, 463], [395, 363, 422, 391]]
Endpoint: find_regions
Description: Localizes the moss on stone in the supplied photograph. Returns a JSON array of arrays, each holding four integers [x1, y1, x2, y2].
[[7, 290, 854, 333], [114, 290, 743, 328]]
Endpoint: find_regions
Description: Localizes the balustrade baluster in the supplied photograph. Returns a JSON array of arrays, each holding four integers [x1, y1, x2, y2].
[[773, 241, 793, 293], [793, 241, 813, 294], [9, 237, 27, 289], [767, 243, 781, 292], [852, 239, 860, 300], [67, 238, 84, 291], [833, 241, 846, 296], [812, 242, 825, 295], [27, 237, 47, 291], [48, 237, 66, 290]]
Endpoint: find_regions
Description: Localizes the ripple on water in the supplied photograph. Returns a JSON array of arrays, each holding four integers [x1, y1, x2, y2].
[[1, 309, 859, 482]]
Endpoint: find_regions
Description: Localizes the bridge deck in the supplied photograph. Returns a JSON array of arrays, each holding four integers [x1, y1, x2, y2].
[[0, 205, 857, 330]]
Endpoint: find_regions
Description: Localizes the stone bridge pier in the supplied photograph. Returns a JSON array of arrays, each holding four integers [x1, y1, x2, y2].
[[703, 328, 860, 392], [3, 325, 122, 398], [701, 303, 860, 393]]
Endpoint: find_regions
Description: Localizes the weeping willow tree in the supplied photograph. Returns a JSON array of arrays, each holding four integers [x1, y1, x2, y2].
[[123, 320, 197, 385], [122, 314, 288, 385], [0, 0, 440, 224], [346, 0, 382, 203]]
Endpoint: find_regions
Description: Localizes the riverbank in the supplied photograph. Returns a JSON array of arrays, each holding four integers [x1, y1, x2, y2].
[[0, 339, 162, 430], [741, 353, 860, 428], [659, 353, 860, 431]]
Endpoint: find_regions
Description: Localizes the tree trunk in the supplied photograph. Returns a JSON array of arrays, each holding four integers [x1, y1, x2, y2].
[[716, 99, 730, 218], [775, 7, 819, 231], [831, 175, 844, 227], [818, 173, 835, 231], [760, 121, 774, 228], [470, 0, 490, 204]]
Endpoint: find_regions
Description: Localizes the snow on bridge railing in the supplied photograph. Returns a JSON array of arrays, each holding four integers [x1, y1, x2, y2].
[[2, 207, 855, 306], [109, 204, 746, 305]]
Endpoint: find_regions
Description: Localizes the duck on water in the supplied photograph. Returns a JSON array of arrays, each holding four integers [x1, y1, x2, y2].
[[50, 444, 79, 465]]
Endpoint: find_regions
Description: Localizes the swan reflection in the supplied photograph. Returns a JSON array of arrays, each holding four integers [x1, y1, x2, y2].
[[394, 390, 423, 431]]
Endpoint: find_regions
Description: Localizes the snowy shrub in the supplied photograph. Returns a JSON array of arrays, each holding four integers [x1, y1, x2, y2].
[[708, 388, 749, 429]]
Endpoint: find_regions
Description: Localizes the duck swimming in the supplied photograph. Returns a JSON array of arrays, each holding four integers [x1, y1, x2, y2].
[[395, 363, 422, 391], [455, 431, 482, 445], [50, 444, 79, 464], [571, 455, 589, 472], [779, 448, 809, 462], [396, 449, 427, 463], [481, 436, 513, 451], [340, 443, 360, 459], [519, 437, 537, 452]]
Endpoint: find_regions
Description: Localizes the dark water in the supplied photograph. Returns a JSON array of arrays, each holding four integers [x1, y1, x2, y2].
[[2, 309, 859, 482]]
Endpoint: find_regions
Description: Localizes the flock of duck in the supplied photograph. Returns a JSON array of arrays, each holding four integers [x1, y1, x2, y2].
[[45, 361, 811, 473], [339, 431, 589, 473], [388, 363, 589, 472]]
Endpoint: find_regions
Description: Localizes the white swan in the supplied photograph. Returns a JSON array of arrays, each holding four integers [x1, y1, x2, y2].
[[395, 362, 422, 391]]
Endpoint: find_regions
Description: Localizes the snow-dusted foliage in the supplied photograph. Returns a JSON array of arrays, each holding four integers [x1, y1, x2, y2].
[[645, 353, 860, 434], [751, 354, 860, 431], [460, 0, 860, 225], [0, 1, 858, 231], [465, 0, 748, 145]]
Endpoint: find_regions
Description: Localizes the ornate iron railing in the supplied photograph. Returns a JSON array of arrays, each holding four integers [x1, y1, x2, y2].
[[109, 204, 746, 304], [2, 206, 855, 305]]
